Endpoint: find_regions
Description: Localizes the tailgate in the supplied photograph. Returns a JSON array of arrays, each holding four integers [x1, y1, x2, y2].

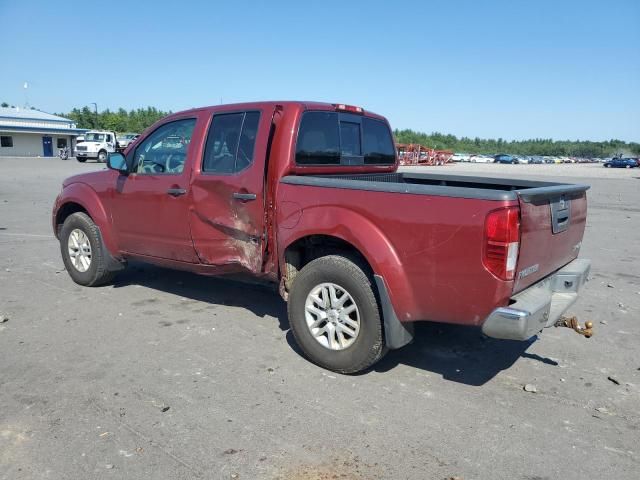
[[513, 184, 589, 293]]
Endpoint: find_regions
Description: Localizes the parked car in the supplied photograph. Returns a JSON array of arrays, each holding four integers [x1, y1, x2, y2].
[[74, 130, 118, 163], [528, 156, 544, 164], [52, 101, 591, 373], [603, 158, 638, 168], [469, 154, 492, 163], [116, 133, 139, 152], [494, 154, 519, 164], [451, 153, 471, 162]]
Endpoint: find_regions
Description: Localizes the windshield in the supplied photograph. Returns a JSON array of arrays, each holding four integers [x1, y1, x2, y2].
[[85, 133, 106, 142], [118, 134, 136, 140]]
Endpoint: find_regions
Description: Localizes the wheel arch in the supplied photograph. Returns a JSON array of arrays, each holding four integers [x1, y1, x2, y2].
[[282, 234, 372, 292], [277, 205, 417, 323], [53, 183, 117, 255], [282, 233, 414, 350], [55, 201, 89, 237]]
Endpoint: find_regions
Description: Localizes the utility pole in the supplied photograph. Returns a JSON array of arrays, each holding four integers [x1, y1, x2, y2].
[[90, 102, 98, 127]]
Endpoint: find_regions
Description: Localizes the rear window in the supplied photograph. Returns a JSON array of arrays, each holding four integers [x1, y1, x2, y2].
[[362, 117, 395, 165], [296, 111, 395, 166]]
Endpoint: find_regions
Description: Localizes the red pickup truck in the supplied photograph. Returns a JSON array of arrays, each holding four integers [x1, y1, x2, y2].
[[52, 101, 591, 373]]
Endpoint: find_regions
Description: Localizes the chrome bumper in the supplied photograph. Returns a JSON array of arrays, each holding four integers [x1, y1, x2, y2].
[[482, 258, 591, 340]]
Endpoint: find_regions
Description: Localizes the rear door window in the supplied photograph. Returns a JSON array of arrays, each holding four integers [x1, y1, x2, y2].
[[202, 111, 261, 174], [296, 111, 395, 166]]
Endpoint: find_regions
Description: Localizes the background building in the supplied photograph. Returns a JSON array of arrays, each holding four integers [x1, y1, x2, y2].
[[0, 107, 86, 157]]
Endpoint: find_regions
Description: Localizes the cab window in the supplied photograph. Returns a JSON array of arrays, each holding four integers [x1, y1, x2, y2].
[[132, 118, 196, 175], [202, 111, 260, 174]]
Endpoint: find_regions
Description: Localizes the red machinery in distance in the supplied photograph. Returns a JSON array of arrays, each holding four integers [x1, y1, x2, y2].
[[396, 143, 453, 166]]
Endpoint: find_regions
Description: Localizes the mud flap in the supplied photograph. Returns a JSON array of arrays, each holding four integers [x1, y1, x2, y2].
[[374, 275, 414, 349]]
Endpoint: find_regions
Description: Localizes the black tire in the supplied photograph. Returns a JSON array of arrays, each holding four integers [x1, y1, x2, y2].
[[60, 212, 116, 287], [288, 255, 386, 374], [98, 150, 108, 163], [76, 157, 87, 163]]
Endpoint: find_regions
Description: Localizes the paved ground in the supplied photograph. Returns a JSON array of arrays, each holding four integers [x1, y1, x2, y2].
[[1, 157, 638, 480]]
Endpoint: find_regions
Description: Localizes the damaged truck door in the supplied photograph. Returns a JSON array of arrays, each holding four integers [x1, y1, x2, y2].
[[190, 109, 269, 273]]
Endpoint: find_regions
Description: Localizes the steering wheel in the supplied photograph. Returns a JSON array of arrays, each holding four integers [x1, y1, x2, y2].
[[166, 154, 184, 173], [141, 160, 165, 174]]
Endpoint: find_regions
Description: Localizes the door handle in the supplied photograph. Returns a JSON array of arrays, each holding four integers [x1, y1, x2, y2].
[[167, 187, 187, 197], [233, 192, 257, 201]]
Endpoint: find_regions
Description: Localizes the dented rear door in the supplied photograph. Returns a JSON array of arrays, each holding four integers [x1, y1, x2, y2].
[[189, 107, 274, 273]]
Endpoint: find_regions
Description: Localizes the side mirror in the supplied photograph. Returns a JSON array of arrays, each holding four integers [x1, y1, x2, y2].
[[107, 152, 128, 174]]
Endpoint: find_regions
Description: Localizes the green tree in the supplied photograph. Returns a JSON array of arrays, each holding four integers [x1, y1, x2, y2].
[[57, 105, 172, 132]]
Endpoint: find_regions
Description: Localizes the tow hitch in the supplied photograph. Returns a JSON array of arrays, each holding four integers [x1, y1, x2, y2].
[[555, 315, 593, 338]]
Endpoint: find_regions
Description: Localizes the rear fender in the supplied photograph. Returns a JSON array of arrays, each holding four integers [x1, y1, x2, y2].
[[278, 205, 416, 322], [55, 183, 118, 255]]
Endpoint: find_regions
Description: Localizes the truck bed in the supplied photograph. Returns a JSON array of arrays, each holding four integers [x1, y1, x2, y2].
[[279, 171, 589, 324], [281, 171, 589, 202]]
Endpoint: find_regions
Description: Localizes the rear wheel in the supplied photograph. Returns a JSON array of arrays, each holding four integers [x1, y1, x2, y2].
[[60, 212, 116, 286], [626, 164, 631, 169], [288, 255, 386, 373], [76, 157, 87, 163]]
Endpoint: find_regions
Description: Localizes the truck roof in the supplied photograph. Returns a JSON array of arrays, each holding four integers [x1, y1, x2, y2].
[[166, 101, 388, 122]]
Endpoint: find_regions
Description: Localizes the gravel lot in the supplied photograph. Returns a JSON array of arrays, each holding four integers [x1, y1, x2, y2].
[[1, 157, 639, 480]]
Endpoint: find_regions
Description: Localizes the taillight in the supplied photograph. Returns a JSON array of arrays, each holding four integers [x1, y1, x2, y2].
[[483, 206, 520, 280], [333, 103, 364, 114]]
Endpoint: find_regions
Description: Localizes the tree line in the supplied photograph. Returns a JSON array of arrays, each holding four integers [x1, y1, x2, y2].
[[55, 106, 171, 134], [394, 128, 640, 158], [3, 101, 637, 157]]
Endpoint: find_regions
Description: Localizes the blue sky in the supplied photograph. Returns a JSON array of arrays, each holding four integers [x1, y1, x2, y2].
[[1, 0, 638, 141]]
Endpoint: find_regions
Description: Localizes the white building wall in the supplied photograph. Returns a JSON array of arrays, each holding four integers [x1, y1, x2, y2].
[[0, 133, 73, 157]]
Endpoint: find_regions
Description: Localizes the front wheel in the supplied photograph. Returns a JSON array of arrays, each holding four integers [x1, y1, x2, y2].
[[97, 150, 108, 163], [626, 165, 631, 169], [288, 255, 386, 373], [60, 212, 116, 286]]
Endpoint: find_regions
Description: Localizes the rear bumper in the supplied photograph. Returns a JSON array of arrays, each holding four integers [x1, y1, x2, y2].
[[482, 258, 591, 340]]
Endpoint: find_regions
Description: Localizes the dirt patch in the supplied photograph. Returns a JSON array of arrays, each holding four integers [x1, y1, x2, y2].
[[273, 456, 381, 480], [273, 467, 362, 480]]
